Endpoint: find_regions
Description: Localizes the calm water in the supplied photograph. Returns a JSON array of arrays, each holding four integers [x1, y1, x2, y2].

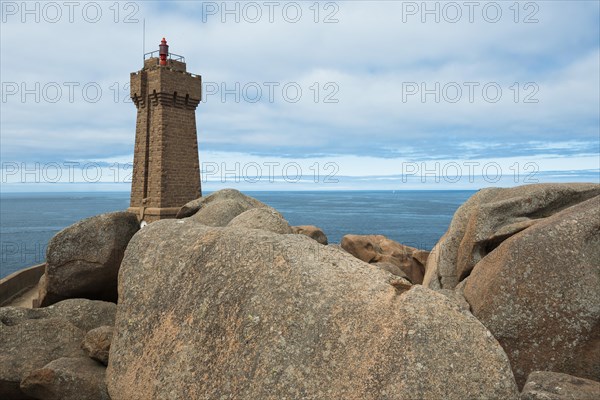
[[0, 191, 474, 278]]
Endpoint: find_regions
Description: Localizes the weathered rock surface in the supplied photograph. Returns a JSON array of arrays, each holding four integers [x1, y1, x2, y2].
[[0, 318, 85, 399], [0, 299, 116, 332], [37, 211, 140, 306], [437, 288, 471, 312], [340, 234, 428, 284], [327, 243, 346, 252], [107, 219, 518, 400], [227, 207, 293, 234], [520, 371, 600, 400], [82, 326, 113, 366], [20, 357, 110, 400], [177, 188, 268, 219], [48, 299, 116, 331], [0, 299, 114, 398], [371, 261, 410, 279], [189, 199, 257, 227], [464, 195, 600, 388], [292, 225, 328, 245], [423, 183, 600, 289]]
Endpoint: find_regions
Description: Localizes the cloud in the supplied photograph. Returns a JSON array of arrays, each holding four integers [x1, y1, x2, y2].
[[1, 0, 598, 189]]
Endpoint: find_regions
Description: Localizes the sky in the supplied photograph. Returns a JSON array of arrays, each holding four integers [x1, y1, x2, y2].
[[1, 0, 599, 191]]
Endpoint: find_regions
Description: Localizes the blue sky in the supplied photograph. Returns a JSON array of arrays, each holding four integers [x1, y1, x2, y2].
[[1, 0, 599, 190]]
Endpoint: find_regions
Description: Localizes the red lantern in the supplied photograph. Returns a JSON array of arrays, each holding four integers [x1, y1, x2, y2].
[[159, 38, 169, 66]]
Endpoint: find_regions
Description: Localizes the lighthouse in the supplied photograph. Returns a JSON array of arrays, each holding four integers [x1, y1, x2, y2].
[[128, 38, 202, 223]]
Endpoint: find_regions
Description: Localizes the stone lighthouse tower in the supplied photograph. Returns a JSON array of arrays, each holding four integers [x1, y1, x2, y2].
[[128, 38, 202, 223]]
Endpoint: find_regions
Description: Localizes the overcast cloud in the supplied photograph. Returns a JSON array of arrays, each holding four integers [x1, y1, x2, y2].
[[1, 0, 598, 190]]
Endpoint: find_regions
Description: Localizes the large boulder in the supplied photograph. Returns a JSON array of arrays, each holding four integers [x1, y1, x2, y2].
[[176, 188, 268, 219], [292, 225, 328, 245], [227, 207, 293, 234], [107, 220, 518, 399], [463, 195, 600, 388], [37, 211, 140, 306], [82, 326, 114, 366], [520, 371, 600, 400], [341, 234, 428, 284], [20, 357, 110, 400], [189, 199, 257, 227], [0, 318, 85, 399], [423, 183, 600, 289], [0, 299, 115, 399]]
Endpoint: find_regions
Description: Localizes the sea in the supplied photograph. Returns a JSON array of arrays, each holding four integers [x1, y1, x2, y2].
[[0, 190, 475, 279]]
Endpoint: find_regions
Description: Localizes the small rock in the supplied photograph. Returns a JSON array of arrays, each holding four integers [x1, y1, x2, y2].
[[82, 326, 113, 366], [292, 225, 328, 245], [521, 371, 600, 400], [388, 276, 412, 292], [20, 357, 110, 400], [340, 234, 428, 283]]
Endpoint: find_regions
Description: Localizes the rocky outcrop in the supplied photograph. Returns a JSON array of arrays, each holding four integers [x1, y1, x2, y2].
[[0, 299, 116, 332], [227, 208, 293, 234], [423, 183, 600, 289], [463, 195, 600, 387], [20, 357, 110, 400], [189, 199, 255, 226], [176, 188, 268, 219], [0, 318, 85, 399], [107, 220, 518, 400], [47, 299, 116, 332], [340, 234, 428, 284], [6, 184, 599, 399], [0, 299, 115, 399], [520, 371, 600, 400], [437, 288, 471, 312], [37, 211, 140, 306], [292, 225, 328, 245], [82, 326, 113, 366]]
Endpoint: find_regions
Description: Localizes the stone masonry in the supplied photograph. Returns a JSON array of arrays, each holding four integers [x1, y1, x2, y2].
[[128, 57, 202, 222]]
